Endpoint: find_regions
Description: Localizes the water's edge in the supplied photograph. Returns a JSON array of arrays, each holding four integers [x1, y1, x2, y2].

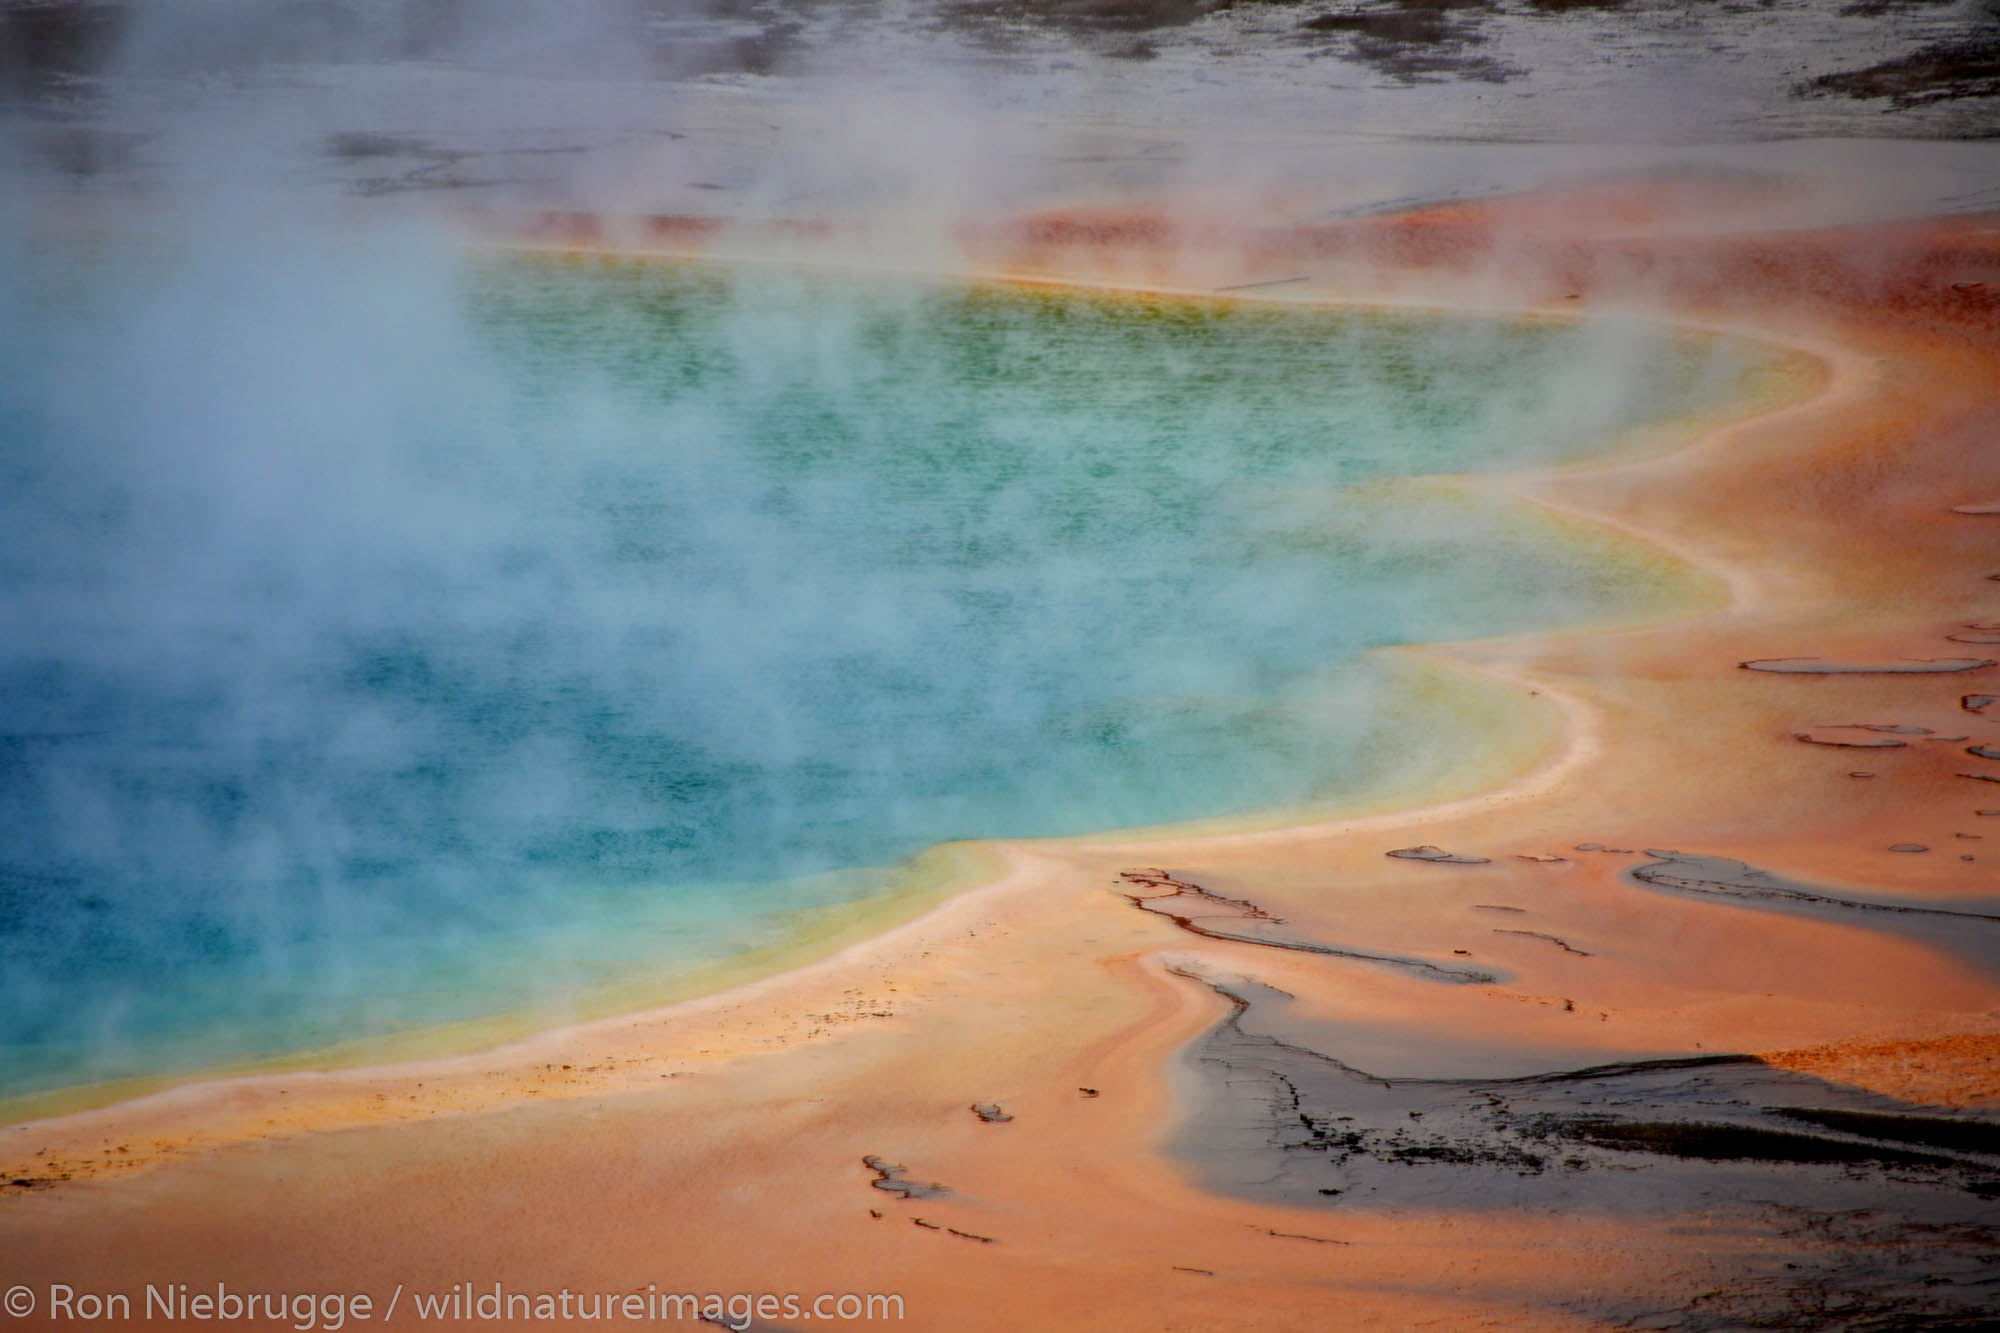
[[0, 266, 1825, 1130]]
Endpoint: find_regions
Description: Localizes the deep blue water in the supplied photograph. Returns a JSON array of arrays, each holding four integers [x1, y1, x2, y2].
[[0, 234, 1743, 1095]]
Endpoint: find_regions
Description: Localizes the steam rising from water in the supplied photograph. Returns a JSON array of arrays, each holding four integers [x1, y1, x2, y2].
[[6, 0, 1955, 1098], [0, 213, 1747, 1093]]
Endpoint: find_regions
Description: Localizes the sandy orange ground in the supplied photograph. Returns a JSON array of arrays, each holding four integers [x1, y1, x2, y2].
[[3, 177, 1998, 1330]]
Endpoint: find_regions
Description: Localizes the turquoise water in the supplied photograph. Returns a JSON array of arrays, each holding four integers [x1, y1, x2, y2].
[[0, 236, 1742, 1096]]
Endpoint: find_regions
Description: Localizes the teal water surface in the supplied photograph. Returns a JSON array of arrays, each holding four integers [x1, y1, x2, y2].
[[0, 235, 1746, 1096]]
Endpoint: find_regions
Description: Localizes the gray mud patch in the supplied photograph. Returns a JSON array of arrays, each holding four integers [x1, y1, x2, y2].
[[1296, 2, 1520, 86], [1626, 851, 2000, 921], [863, 1155, 950, 1200], [1167, 967, 2000, 1328], [1740, 657, 1998, 674], [1804, 34, 2000, 106], [1791, 729, 1908, 749], [1624, 850, 2000, 975], [1386, 844, 1492, 864]]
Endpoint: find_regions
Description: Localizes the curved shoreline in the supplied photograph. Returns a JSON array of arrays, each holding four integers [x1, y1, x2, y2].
[[6, 182, 1999, 1330], [0, 243, 1805, 1137]]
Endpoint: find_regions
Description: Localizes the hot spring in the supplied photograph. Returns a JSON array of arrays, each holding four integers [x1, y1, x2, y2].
[[0, 225, 1774, 1100]]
